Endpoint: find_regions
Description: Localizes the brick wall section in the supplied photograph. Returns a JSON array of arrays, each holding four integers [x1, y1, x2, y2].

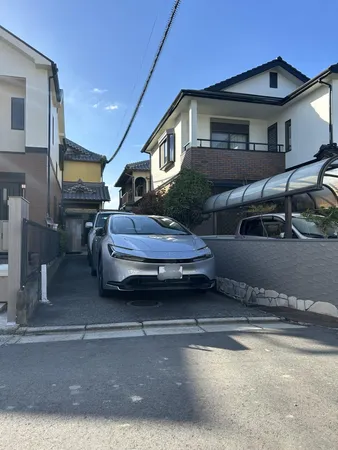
[[184, 147, 285, 181]]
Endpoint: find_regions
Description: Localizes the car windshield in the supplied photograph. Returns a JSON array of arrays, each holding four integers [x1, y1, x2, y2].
[[292, 217, 338, 238], [111, 216, 189, 235]]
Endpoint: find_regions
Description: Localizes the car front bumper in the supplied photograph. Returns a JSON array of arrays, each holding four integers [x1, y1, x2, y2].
[[102, 256, 216, 291]]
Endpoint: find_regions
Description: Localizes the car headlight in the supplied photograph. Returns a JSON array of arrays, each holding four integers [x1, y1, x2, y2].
[[107, 244, 145, 262], [193, 249, 213, 261]]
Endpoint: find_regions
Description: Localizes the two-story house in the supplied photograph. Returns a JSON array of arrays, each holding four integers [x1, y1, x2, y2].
[[115, 160, 150, 210], [0, 25, 65, 252], [141, 57, 338, 199], [62, 138, 110, 252]]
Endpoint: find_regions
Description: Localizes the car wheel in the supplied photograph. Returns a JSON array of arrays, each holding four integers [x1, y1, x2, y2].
[[98, 258, 108, 297]]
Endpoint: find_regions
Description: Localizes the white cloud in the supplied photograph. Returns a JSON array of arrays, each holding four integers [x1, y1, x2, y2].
[[105, 184, 120, 209], [92, 102, 100, 108], [92, 88, 107, 94], [104, 104, 119, 111]]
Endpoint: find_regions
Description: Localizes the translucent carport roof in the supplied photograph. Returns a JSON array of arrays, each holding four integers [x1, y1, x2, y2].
[[204, 156, 338, 213]]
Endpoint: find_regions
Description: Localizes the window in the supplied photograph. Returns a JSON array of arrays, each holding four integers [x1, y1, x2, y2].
[[159, 131, 175, 169], [285, 119, 291, 152], [11, 98, 25, 130], [269, 72, 278, 88], [211, 121, 249, 150]]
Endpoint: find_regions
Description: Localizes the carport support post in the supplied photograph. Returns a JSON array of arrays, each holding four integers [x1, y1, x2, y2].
[[212, 212, 217, 235], [285, 196, 293, 239]]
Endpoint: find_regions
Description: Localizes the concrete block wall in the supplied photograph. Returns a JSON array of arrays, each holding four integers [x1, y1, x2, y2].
[[203, 237, 338, 318]]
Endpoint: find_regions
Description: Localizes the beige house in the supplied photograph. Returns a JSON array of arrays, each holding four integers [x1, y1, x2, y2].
[[115, 160, 150, 210], [0, 25, 65, 251]]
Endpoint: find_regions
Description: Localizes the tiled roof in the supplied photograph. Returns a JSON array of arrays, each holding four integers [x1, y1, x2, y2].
[[204, 56, 309, 92], [114, 160, 150, 187], [126, 160, 150, 170], [63, 180, 110, 202], [64, 138, 106, 163]]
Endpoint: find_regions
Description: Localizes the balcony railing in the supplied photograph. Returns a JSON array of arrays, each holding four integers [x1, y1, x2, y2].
[[194, 139, 285, 153], [120, 190, 133, 207]]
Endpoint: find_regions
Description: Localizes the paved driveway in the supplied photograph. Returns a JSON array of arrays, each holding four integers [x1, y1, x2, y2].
[[28, 255, 272, 327]]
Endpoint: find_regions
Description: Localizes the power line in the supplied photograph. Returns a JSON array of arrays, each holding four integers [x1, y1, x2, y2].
[[106, 0, 182, 164]]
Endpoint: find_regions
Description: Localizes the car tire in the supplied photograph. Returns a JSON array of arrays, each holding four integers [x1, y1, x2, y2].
[[88, 251, 92, 267], [91, 265, 97, 277], [98, 258, 108, 297]]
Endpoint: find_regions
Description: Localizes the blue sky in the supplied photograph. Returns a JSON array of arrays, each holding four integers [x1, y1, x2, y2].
[[2, 0, 338, 207]]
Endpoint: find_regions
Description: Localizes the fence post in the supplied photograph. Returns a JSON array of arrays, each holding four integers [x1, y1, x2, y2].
[[7, 197, 29, 325]]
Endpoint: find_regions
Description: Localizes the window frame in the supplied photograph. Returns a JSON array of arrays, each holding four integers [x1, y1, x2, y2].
[[11, 97, 25, 131], [269, 72, 278, 89], [159, 130, 175, 170], [285, 119, 292, 152], [210, 121, 249, 150]]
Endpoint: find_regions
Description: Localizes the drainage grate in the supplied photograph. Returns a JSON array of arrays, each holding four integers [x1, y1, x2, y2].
[[127, 300, 162, 308]]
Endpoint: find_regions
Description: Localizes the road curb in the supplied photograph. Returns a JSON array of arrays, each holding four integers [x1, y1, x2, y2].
[[247, 316, 281, 323], [197, 317, 249, 325], [143, 319, 197, 328], [25, 325, 86, 335], [86, 322, 142, 331], [6, 315, 282, 337]]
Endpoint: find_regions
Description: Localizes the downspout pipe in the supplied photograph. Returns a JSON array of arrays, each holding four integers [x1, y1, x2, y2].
[[47, 74, 53, 217], [319, 79, 333, 144]]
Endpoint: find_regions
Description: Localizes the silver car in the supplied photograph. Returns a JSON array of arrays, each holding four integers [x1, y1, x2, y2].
[[91, 214, 215, 297]]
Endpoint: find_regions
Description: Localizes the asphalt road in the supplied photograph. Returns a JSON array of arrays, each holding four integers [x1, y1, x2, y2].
[[28, 255, 272, 327], [1, 324, 338, 449]]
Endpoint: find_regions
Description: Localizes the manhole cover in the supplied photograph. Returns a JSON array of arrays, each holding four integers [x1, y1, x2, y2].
[[127, 300, 162, 308]]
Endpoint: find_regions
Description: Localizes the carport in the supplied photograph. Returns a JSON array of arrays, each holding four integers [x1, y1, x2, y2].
[[204, 156, 338, 238]]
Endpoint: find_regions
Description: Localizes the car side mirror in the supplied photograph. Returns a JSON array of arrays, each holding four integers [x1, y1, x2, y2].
[[85, 221, 93, 229], [95, 227, 104, 237]]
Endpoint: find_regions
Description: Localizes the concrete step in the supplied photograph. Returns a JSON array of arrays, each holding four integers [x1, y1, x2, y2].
[[0, 303, 7, 313]]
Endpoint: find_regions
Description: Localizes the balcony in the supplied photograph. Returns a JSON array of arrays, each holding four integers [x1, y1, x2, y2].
[[181, 139, 286, 182], [185, 139, 285, 153]]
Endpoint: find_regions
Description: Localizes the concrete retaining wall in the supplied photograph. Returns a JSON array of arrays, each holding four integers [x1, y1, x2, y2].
[[203, 237, 338, 318]]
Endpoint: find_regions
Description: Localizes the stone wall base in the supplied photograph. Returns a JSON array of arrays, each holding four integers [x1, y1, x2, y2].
[[217, 277, 338, 318]]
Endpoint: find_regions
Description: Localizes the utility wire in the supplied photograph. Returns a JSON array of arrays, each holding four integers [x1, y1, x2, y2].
[[106, 0, 182, 164]]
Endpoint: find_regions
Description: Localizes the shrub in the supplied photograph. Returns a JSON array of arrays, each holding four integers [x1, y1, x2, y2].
[[163, 169, 211, 229]]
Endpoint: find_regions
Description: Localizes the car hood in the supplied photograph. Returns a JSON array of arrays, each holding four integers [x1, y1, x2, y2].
[[110, 234, 207, 254]]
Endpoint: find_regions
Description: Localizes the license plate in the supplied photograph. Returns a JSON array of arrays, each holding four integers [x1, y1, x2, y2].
[[158, 265, 183, 280]]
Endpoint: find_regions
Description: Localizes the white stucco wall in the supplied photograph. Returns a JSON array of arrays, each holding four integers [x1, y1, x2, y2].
[[0, 38, 49, 149], [50, 98, 62, 186], [151, 115, 184, 190], [225, 70, 300, 98], [266, 86, 330, 168], [331, 79, 338, 143], [0, 76, 25, 152]]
